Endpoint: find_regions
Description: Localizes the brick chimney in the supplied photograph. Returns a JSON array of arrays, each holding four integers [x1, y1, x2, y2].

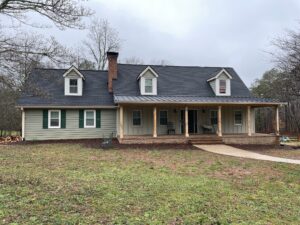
[[107, 51, 119, 93]]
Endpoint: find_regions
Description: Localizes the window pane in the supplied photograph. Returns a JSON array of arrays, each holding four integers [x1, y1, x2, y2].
[[70, 86, 78, 93], [145, 79, 153, 93], [70, 79, 77, 85], [133, 111, 141, 125], [160, 111, 168, 125], [219, 80, 226, 94], [51, 119, 59, 127], [234, 111, 242, 124], [86, 111, 94, 119], [86, 119, 94, 126], [51, 111, 59, 119]]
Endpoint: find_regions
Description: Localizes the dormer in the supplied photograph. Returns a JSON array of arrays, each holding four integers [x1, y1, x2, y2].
[[207, 69, 232, 96], [63, 65, 85, 96], [137, 66, 158, 95]]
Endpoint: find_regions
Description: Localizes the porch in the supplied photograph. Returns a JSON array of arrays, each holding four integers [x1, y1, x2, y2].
[[118, 133, 279, 145], [116, 103, 280, 145]]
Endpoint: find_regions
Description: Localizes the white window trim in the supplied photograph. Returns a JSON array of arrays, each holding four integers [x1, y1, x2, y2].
[[140, 77, 157, 95], [159, 110, 168, 126], [234, 110, 243, 126], [132, 110, 142, 127], [65, 77, 83, 96], [84, 110, 96, 128], [48, 110, 61, 128], [215, 79, 231, 96], [69, 78, 79, 94], [144, 78, 153, 94]]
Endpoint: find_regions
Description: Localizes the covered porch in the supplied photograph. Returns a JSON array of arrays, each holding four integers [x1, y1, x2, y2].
[[116, 103, 281, 145]]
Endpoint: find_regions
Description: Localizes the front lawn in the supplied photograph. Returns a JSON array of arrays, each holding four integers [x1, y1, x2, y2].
[[0, 144, 299, 224]]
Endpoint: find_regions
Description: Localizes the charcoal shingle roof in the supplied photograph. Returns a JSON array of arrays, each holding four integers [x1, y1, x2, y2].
[[17, 64, 281, 107], [114, 64, 251, 97], [17, 68, 115, 107]]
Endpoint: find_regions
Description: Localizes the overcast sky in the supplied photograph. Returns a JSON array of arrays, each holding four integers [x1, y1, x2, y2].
[[3, 0, 300, 86]]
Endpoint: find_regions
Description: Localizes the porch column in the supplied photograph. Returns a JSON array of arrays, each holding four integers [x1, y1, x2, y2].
[[153, 106, 157, 137], [21, 108, 25, 141], [275, 105, 280, 135], [185, 106, 189, 137], [119, 105, 124, 139], [247, 106, 252, 136], [218, 106, 222, 137]]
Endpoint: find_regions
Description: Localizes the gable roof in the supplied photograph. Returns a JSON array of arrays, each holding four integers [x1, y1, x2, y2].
[[17, 68, 114, 107], [207, 68, 232, 82], [136, 66, 159, 80], [113, 64, 251, 97], [63, 65, 85, 80]]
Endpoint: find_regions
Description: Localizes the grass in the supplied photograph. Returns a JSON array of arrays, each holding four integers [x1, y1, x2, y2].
[[0, 144, 300, 224]]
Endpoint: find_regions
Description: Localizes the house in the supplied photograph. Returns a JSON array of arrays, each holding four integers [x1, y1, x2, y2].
[[17, 52, 283, 144]]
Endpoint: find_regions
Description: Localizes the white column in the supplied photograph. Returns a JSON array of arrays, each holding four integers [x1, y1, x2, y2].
[[21, 108, 25, 140], [153, 106, 157, 137], [275, 105, 280, 135], [247, 106, 252, 136], [185, 106, 189, 137], [119, 106, 124, 139], [218, 106, 222, 137]]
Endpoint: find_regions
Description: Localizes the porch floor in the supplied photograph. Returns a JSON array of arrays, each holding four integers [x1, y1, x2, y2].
[[118, 133, 278, 145]]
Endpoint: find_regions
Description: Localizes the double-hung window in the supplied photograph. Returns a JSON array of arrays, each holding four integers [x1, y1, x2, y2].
[[159, 110, 168, 125], [84, 110, 96, 128], [145, 78, 153, 94], [210, 110, 218, 125], [69, 79, 78, 94], [234, 110, 242, 125], [219, 80, 226, 94], [49, 110, 61, 128], [132, 110, 141, 126]]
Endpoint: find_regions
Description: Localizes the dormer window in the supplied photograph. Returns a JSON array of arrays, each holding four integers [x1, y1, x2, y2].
[[207, 68, 232, 96], [137, 66, 158, 95], [219, 80, 226, 94], [63, 65, 85, 96], [145, 78, 153, 93], [69, 79, 78, 94]]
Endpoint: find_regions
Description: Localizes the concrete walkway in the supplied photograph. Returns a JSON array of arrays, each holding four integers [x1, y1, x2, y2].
[[195, 144, 300, 165]]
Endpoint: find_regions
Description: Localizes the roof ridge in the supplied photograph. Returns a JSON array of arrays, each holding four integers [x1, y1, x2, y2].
[[117, 63, 233, 69], [33, 68, 108, 72]]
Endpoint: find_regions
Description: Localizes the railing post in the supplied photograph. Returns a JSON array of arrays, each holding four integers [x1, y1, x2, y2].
[[275, 105, 280, 136], [153, 106, 157, 137], [185, 106, 189, 137], [247, 106, 252, 136], [119, 105, 124, 139], [218, 106, 222, 137]]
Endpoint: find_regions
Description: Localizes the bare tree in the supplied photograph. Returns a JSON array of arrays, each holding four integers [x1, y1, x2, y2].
[[150, 59, 172, 66], [123, 56, 144, 65], [0, 0, 92, 29], [84, 18, 120, 70]]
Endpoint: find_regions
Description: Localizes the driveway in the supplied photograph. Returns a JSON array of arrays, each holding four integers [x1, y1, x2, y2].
[[195, 144, 300, 165]]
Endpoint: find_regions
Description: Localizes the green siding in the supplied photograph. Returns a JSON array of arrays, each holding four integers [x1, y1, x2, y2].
[[24, 109, 116, 140]]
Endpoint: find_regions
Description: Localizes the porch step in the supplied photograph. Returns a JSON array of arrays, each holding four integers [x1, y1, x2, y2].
[[189, 137, 224, 145]]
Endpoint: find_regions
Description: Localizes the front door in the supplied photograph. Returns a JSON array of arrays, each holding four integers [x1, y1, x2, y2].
[[181, 110, 198, 134]]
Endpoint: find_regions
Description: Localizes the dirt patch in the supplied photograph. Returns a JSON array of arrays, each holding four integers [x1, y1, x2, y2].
[[14, 138, 198, 150]]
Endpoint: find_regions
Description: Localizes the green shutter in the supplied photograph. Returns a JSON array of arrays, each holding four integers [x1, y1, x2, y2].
[[96, 110, 101, 128], [79, 109, 84, 128], [43, 109, 48, 129], [61, 110, 66, 128]]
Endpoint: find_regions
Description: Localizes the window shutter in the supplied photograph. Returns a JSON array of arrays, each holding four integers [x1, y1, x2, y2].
[[79, 109, 84, 128], [61, 110, 66, 128], [43, 109, 48, 129], [96, 110, 101, 128]]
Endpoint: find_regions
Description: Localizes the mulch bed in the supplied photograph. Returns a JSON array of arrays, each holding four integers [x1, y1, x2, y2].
[[6, 138, 198, 150]]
